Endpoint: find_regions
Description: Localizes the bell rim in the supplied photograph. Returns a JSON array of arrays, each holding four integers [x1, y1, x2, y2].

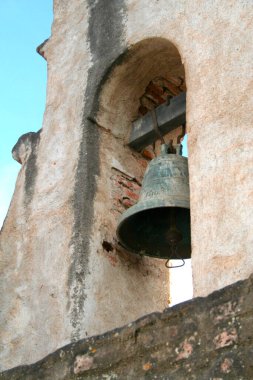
[[116, 201, 191, 260], [117, 199, 190, 233], [116, 204, 191, 259]]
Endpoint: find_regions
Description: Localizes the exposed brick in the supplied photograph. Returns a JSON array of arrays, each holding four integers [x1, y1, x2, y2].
[[121, 198, 134, 209], [138, 76, 185, 116], [110, 169, 141, 215], [125, 189, 139, 201], [141, 148, 155, 160]]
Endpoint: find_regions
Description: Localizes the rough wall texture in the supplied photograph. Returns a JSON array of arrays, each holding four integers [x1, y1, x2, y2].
[[0, 0, 253, 372], [1, 273, 253, 379]]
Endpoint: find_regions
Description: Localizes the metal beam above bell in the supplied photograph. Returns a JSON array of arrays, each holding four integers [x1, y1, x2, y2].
[[128, 92, 186, 151]]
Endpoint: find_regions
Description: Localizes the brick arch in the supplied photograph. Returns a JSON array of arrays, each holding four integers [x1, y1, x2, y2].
[[96, 37, 186, 142], [138, 76, 186, 117]]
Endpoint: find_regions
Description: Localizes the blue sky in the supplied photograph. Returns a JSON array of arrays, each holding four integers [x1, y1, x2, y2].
[[0, 1, 53, 226]]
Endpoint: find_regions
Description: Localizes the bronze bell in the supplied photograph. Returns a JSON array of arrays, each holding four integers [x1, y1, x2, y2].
[[116, 144, 191, 260]]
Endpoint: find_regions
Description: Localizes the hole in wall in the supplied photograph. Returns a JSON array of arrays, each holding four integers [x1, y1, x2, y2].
[[102, 240, 114, 252]]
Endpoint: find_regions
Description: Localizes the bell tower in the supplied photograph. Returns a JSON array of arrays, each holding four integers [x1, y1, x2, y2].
[[0, 3, 188, 367]]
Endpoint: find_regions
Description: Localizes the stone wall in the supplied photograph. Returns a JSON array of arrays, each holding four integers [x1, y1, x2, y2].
[[1, 0, 253, 371], [1, 273, 253, 379]]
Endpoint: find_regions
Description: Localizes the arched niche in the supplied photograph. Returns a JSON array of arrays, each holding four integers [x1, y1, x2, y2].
[[87, 37, 190, 334], [96, 37, 185, 141]]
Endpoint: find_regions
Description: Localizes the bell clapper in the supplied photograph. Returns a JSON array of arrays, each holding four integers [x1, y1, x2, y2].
[[165, 208, 185, 269], [167, 208, 183, 246]]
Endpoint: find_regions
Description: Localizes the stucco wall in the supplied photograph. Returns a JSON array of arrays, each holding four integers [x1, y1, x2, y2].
[[0, 0, 253, 371], [1, 273, 253, 379]]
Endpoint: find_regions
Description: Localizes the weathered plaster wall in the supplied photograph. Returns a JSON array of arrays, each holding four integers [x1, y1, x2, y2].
[[0, 0, 169, 371], [1, 273, 253, 380], [0, 1, 87, 369], [1, 0, 253, 372], [122, 0, 253, 297]]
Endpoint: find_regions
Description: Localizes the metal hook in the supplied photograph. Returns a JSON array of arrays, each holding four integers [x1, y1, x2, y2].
[[165, 258, 185, 269], [164, 243, 185, 269]]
